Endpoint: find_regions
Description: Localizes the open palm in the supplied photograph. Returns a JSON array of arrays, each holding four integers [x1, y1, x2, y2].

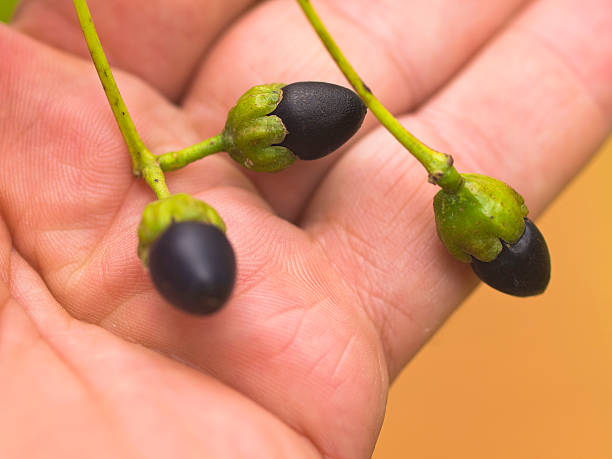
[[1, 1, 611, 457]]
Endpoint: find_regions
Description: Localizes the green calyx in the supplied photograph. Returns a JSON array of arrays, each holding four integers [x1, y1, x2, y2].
[[137, 193, 226, 265], [222, 83, 296, 172], [433, 173, 529, 263]]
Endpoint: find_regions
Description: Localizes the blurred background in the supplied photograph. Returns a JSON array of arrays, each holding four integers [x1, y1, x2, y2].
[[2, 2, 611, 458]]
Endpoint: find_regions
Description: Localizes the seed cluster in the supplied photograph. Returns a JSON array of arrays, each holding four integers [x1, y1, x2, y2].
[[74, 0, 551, 316]]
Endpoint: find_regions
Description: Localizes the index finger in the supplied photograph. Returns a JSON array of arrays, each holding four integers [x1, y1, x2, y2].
[[12, 0, 258, 100], [304, 0, 612, 377]]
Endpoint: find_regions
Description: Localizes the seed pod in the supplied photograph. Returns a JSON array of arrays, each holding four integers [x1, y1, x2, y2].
[[222, 82, 367, 171], [148, 222, 236, 315], [270, 81, 367, 160], [471, 218, 550, 296], [433, 173, 529, 263], [434, 173, 551, 297]]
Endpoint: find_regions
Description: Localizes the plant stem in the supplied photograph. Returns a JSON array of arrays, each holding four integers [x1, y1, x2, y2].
[[295, 0, 463, 193], [72, 0, 170, 199], [156, 134, 227, 172]]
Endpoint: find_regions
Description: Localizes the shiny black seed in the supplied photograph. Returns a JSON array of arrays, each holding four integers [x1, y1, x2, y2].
[[471, 218, 550, 297], [270, 81, 367, 160], [148, 222, 236, 314]]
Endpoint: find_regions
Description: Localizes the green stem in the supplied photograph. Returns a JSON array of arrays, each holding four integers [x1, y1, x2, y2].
[[295, 0, 463, 193], [72, 0, 170, 200], [156, 134, 227, 172]]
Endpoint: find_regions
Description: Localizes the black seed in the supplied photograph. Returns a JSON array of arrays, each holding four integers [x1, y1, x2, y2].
[[148, 222, 236, 315], [270, 81, 367, 160], [471, 218, 551, 297]]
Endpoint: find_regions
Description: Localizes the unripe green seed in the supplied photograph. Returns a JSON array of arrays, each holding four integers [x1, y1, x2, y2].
[[434, 174, 551, 296], [434, 173, 528, 263], [222, 83, 295, 172]]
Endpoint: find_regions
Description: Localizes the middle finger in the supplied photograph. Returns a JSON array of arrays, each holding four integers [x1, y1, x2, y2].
[[12, 0, 258, 100], [184, 0, 530, 220]]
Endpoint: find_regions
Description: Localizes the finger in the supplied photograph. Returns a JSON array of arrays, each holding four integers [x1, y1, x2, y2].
[[1, 27, 372, 456], [303, 0, 612, 378], [0, 252, 318, 458], [82, 190, 388, 458], [12, 0, 257, 100], [183, 0, 530, 220], [0, 217, 12, 311], [0, 24, 262, 298]]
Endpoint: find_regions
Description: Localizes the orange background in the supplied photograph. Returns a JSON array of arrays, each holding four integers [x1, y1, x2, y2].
[[373, 136, 612, 458]]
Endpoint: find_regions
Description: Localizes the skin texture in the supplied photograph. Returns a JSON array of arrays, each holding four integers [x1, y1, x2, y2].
[[1, 0, 611, 458]]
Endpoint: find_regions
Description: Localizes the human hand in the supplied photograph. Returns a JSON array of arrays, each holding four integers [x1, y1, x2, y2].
[[1, 1, 611, 457]]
